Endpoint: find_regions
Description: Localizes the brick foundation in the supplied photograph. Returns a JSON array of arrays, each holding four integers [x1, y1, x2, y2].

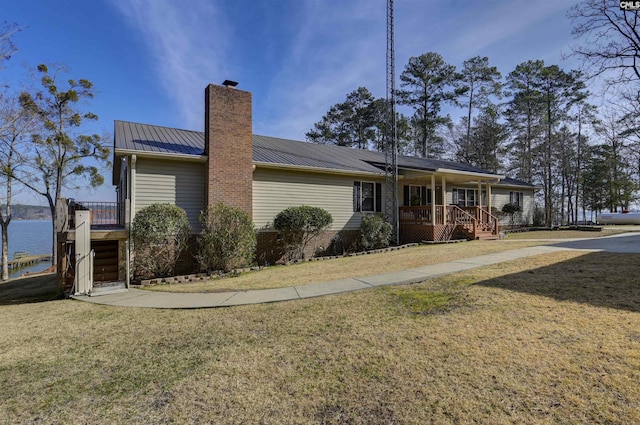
[[256, 229, 361, 265]]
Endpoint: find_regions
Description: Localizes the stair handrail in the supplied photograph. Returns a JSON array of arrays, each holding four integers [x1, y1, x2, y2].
[[474, 206, 499, 233], [448, 205, 478, 236]]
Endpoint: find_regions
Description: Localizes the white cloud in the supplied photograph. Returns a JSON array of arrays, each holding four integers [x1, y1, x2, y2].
[[442, 0, 569, 57], [257, 0, 386, 140], [106, 0, 577, 142], [108, 0, 229, 130]]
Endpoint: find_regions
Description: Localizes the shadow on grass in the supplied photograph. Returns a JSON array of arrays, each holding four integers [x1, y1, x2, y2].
[[549, 232, 640, 253], [476, 252, 640, 313], [0, 274, 63, 306]]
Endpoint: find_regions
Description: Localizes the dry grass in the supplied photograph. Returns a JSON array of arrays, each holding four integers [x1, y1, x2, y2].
[[1, 250, 639, 424], [147, 240, 545, 293]]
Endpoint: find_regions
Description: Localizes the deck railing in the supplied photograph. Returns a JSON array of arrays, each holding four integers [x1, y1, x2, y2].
[[399, 204, 499, 239], [68, 200, 123, 228]]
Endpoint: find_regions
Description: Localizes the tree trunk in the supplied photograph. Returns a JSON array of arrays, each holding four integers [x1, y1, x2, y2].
[[1, 221, 9, 281]]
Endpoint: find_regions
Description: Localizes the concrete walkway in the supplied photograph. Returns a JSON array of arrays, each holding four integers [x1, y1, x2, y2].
[[71, 232, 640, 309]]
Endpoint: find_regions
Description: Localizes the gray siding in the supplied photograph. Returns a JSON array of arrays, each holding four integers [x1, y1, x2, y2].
[[253, 168, 380, 231], [134, 158, 205, 231], [444, 183, 536, 225], [490, 187, 535, 225]]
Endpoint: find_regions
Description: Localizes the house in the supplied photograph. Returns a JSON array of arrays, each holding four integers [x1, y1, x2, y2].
[[57, 82, 536, 291]]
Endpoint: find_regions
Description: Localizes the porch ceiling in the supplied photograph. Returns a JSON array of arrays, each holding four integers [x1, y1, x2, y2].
[[400, 168, 502, 184]]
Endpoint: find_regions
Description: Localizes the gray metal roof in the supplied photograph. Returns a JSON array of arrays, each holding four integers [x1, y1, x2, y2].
[[115, 120, 204, 156], [113, 120, 505, 178], [253, 135, 384, 174], [495, 177, 538, 188]]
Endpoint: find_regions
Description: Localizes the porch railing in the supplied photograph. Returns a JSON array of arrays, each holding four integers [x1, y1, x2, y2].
[[68, 200, 123, 229], [399, 204, 499, 239], [399, 205, 446, 224]]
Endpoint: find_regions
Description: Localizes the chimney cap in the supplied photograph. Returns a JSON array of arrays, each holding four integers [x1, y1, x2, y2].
[[222, 80, 238, 88]]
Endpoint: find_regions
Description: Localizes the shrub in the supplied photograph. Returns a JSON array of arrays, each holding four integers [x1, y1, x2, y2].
[[273, 206, 332, 261], [533, 206, 545, 227], [360, 213, 393, 250], [197, 203, 256, 272], [502, 203, 522, 228], [131, 203, 191, 279]]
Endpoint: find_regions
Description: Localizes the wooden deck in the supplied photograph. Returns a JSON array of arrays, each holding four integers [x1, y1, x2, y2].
[[399, 205, 499, 242]]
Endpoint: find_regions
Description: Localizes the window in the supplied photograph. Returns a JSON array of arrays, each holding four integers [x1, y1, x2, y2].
[[453, 188, 487, 207], [510, 191, 523, 207], [362, 182, 375, 211], [403, 185, 432, 206], [353, 181, 382, 212]]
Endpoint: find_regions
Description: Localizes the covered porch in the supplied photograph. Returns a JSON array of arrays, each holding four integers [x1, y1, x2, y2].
[[397, 170, 500, 243]]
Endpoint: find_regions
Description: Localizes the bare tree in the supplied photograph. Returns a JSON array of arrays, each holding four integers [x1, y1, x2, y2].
[[0, 94, 36, 280], [568, 0, 639, 89], [0, 22, 21, 71], [0, 22, 26, 280]]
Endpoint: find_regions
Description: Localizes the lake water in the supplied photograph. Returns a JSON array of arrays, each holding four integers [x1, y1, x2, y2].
[[3, 220, 53, 278]]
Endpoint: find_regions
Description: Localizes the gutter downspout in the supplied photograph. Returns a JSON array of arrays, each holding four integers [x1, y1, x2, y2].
[[127, 154, 136, 287]]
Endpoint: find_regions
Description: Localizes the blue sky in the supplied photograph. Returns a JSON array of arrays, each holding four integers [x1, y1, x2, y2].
[[3, 0, 577, 204]]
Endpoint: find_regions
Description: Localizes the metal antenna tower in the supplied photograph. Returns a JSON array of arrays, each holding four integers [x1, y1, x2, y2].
[[384, 0, 399, 244]]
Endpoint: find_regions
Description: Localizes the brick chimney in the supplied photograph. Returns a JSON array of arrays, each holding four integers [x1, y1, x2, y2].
[[204, 82, 252, 216]]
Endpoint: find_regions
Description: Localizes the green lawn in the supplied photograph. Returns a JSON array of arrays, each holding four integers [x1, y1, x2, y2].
[[1, 247, 639, 423]]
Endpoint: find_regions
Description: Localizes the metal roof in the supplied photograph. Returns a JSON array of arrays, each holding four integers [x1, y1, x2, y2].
[[113, 120, 509, 179], [114, 120, 204, 155], [495, 177, 538, 188]]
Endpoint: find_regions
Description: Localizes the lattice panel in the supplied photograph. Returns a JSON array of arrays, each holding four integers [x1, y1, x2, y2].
[[400, 224, 458, 243]]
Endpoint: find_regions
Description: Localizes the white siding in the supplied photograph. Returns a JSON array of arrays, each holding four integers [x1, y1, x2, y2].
[[253, 168, 382, 230], [134, 158, 205, 231]]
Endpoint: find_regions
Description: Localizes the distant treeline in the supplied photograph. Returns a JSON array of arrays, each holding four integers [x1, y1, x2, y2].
[[1, 205, 52, 220]]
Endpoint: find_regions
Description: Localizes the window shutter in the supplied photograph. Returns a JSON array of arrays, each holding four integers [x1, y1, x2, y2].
[[353, 182, 361, 212], [421, 186, 427, 205], [403, 186, 409, 206], [375, 183, 382, 212]]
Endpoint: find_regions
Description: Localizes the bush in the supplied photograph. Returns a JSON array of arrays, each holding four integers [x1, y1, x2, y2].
[[131, 203, 191, 279], [197, 203, 256, 272], [502, 203, 522, 228], [360, 214, 393, 250], [273, 206, 332, 261], [532, 206, 545, 227]]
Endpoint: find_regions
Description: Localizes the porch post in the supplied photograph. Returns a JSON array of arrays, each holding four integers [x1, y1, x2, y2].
[[477, 180, 482, 207], [431, 174, 436, 226], [487, 183, 492, 213], [441, 175, 446, 224]]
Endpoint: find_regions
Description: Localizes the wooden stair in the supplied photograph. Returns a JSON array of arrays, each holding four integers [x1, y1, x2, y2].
[[474, 230, 499, 240], [450, 206, 499, 241]]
